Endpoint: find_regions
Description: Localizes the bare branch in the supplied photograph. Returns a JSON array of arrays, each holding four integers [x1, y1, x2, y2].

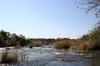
[[77, 0, 100, 18]]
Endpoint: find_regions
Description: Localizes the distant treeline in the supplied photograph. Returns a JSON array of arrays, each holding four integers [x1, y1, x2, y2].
[[0, 21, 100, 52], [0, 30, 72, 48]]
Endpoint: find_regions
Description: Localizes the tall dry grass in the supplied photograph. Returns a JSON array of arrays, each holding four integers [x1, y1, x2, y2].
[[54, 40, 70, 50], [1, 49, 18, 63], [29, 40, 43, 48]]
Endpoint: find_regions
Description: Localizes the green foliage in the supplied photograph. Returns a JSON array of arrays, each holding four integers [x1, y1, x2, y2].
[[17, 34, 29, 46], [0, 30, 30, 47], [81, 34, 89, 41]]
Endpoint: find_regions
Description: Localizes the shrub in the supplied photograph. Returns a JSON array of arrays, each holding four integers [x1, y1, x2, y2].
[[87, 39, 100, 50], [70, 39, 89, 53], [29, 40, 43, 48], [87, 21, 100, 50], [54, 40, 70, 50], [71, 38, 100, 53]]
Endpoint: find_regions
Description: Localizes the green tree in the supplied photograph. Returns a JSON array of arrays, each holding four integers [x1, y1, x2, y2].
[[18, 34, 29, 46], [0, 30, 29, 47], [8, 34, 18, 46], [0, 34, 5, 47], [0, 30, 10, 47]]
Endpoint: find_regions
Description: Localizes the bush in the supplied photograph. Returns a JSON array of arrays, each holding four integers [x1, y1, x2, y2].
[[71, 21, 100, 52], [29, 40, 43, 48], [71, 38, 100, 53], [70, 39, 89, 53], [87, 21, 100, 50], [87, 39, 100, 50], [54, 40, 70, 50]]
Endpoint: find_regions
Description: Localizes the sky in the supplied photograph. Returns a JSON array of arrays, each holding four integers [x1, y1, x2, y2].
[[0, 0, 98, 39]]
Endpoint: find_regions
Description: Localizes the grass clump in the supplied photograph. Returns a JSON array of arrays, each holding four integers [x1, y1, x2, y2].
[[1, 50, 18, 63], [70, 39, 89, 53], [1, 50, 8, 63], [54, 40, 70, 50], [7, 51, 18, 63], [29, 40, 43, 48]]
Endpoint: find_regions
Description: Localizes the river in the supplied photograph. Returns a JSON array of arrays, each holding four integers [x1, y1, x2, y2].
[[0, 45, 100, 66]]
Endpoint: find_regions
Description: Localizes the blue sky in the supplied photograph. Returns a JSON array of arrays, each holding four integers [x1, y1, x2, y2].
[[0, 0, 98, 38]]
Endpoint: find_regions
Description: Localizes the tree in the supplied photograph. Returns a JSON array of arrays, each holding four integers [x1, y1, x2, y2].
[[0, 30, 30, 47], [18, 34, 29, 46], [0, 30, 10, 47], [77, 0, 100, 18], [8, 34, 18, 46], [90, 21, 100, 40], [0, 34, 5, 47], [88, 21, 100, 49]]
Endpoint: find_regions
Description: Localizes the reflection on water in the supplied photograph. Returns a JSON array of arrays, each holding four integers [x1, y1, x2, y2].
[[0, 46, 100, 66]]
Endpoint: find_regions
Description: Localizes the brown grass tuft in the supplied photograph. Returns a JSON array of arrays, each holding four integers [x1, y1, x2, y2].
[[1, 50, 18, 63]]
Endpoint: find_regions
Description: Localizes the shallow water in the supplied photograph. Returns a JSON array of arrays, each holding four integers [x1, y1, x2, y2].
[[0, 45, 100, 66]]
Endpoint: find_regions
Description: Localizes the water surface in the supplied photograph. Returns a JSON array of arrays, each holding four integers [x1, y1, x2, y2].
[[0, 45, 100, 66]]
